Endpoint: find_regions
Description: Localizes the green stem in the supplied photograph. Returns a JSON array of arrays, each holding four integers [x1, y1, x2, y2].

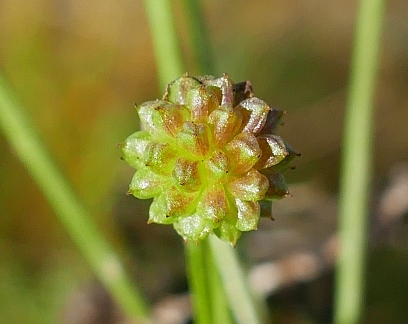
[[209, 236, 263, 324], [181, 0, 215, 75], [205, 242, 233, 324], [0, 74, 149, 321], [185, 240, 232, 324], [185, 241, 214, 324], [143, 0, 184, 90], [334, 0, 385, 323]]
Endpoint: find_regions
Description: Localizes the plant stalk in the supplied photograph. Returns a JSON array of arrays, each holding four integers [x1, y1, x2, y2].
[[209, 236, 263, 324], [334, 0, 385, 323], [143, 0, 184, 90], [185, 241, 215, 324]]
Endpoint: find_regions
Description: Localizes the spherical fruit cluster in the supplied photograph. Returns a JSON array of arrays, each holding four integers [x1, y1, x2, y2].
[[121, 74, 298, 245]]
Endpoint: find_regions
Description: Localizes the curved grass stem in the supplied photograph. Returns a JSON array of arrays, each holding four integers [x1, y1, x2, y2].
[[0, 74, 149, 322]]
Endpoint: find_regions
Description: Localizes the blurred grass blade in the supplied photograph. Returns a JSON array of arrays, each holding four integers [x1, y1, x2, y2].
[[143, 0, 184, 90], [334, 0, 385, 323], [0, 74, 150, 321], [181, 0, 214, 75]]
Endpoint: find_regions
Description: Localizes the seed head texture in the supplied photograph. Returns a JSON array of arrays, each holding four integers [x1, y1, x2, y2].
[[121, 74, 298, 245]]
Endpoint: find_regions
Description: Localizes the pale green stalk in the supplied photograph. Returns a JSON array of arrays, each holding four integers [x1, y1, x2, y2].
[[0, 74, 149, 322], [185, 241, 215, 324], [205, 242, 233, 324], [143, 0, 184, 90], [334, 0, 385, 323], [209, 236, 263, 324]]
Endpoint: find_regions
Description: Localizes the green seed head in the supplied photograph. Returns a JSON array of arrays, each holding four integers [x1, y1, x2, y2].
[[121, 74, 298, 245]]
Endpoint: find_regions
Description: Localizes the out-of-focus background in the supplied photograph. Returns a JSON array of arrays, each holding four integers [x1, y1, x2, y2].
[[1, 1, 407, 323]]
